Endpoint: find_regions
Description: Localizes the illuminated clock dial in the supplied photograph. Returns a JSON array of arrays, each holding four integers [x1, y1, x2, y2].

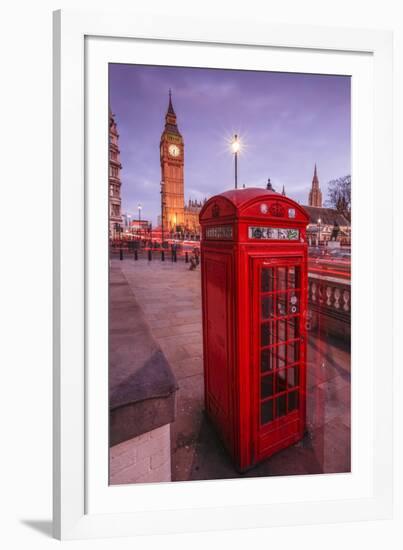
[[168, 144, 180, 157]]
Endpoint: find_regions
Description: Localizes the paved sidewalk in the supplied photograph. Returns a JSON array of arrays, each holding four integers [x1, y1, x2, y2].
[[114, 257, 350, 480]]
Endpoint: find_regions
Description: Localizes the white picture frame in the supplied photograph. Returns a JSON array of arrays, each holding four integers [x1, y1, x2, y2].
[[53, 9, 393, 540]]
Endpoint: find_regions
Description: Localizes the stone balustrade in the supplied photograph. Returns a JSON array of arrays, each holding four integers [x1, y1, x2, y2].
[[307, 273, 351, 341]]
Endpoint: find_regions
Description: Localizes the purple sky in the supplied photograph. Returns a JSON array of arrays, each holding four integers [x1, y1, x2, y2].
[[109, 64, 350, 225]]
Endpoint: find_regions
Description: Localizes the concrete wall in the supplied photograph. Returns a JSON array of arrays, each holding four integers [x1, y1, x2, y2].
[[109, 266, 177, 485]]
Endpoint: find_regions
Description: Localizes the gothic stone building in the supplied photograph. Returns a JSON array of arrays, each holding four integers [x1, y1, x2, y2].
[[303, 164, 350, 245], [160, 92, 204, 235], [109, 109, 123, 239]]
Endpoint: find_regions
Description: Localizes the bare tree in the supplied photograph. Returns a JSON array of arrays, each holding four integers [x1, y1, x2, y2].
[[326, 175, 351, 222]]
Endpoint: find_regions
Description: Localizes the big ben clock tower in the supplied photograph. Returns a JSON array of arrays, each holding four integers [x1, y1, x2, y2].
[[160, 90, 185, 233]]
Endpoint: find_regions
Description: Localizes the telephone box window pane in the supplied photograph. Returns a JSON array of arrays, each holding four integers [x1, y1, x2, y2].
[[261, 296, 275, 319], [276, 394, 287, 418], [288, 267, 296, 288], [261, 374, 274, 399], [261, 322, 275, 347], [287, 341, 300, 364], [261, 400, 274, 424], [277, 319, 287, 342], [261, 348, 274, 372], [276, 344, 286, 368], [288, 391, 299, 412], [289, 267, 301, 289], [288, 291, 299, 314], [276, 369, 287, 394], [261, 268, 274, 292], [277, 267, 287, 290], [288, 366, 299, 387], [288, 317, 299, 339], [277, 293, 287, 317]]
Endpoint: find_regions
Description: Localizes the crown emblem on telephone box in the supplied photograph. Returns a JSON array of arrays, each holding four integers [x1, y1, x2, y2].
[[212, 203, 220, 218], [269, 202, 285, 217]]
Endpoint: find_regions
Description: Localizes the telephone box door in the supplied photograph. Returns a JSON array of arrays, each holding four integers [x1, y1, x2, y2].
[[252, 256, 307, 462]]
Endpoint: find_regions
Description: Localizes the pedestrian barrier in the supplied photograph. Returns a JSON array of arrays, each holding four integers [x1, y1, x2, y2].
[[110, 245, 203, 265]]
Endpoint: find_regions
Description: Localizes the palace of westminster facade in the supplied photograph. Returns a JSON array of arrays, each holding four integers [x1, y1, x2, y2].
[[109, 94, 350, 241]]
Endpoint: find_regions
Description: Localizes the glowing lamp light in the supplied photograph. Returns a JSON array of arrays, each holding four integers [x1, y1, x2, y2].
[[230, 134, 241, 189], [231, 134, 241, 154]]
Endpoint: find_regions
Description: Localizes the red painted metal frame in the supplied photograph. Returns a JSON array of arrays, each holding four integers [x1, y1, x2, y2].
[[199, 188, 309, 471], [251, 255, 307, 463]]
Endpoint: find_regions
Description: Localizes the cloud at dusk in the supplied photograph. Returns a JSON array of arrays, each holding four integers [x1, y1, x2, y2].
[[109, 64, 350, 225]]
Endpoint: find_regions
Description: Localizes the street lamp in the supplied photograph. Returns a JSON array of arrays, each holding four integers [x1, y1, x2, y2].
[[127, 214, 131, 239], [231, 134, 241, 189], [317, 217, 322, 246], [160, 180, 165, 246], [137, 204, 143, 242], [115, 223, 122, 241]]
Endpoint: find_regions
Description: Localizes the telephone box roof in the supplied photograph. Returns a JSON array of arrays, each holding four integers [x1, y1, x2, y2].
[[200, 187, 309, 222], [219, 187, 277, 207]]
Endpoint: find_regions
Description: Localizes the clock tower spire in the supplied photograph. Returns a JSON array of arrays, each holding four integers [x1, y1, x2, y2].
[[160, 90, 185, 233]]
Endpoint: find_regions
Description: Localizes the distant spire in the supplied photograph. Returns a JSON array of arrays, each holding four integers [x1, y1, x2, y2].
[[312, 163, 319, 186], [308, 163, 323, 207], [282, 184, 286, 196]]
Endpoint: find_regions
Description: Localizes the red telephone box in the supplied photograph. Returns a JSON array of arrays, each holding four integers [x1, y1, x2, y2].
[[199, 187, 309, 471]]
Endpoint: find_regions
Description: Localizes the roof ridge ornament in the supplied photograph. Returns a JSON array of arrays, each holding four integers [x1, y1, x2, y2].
[[266, 178, 276, 192]]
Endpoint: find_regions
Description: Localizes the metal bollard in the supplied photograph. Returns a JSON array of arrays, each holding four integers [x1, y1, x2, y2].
[[185, 252, 189, 263], [161, 251, 165, 262], [134, 249, 138, 261], [119, 248, 123, 261], [148, 249, 152, 261], [173, 250, 177, 263]]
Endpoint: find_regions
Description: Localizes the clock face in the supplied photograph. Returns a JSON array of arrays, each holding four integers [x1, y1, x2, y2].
[[168, 144, 180, 157]]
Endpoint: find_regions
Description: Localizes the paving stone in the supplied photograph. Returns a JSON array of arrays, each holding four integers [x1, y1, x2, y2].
[[114, 258, 350, 481], [174, 357, 204, 379], [172, 322, 203, 335]]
